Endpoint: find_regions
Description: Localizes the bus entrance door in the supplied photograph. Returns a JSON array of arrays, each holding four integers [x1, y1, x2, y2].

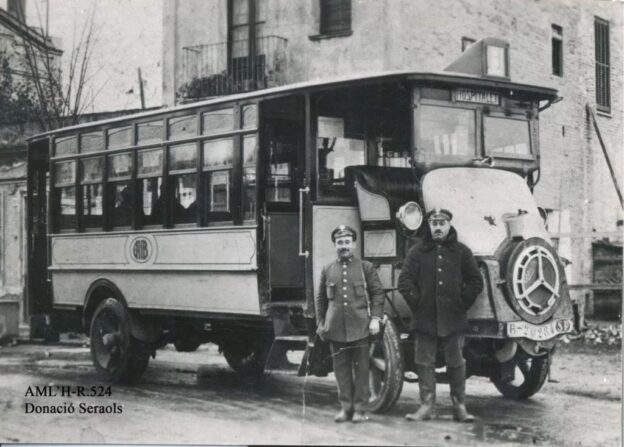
[[262, 98, 306, 304], [26, 139, 52, 322]]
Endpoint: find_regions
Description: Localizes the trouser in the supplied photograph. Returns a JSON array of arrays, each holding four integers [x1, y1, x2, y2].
[[329, 338, 370, 412], [413, 332, 465, 368]]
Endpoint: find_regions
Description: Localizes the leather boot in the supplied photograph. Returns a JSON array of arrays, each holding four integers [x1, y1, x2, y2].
[[405, 366, 436, 421], [448, 365, 475, 422], [334, 409, 352, 423]]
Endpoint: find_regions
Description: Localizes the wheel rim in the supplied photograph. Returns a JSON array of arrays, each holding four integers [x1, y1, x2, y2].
[[511, 245, 560, 317], [368, 338, 387, 403], [92, 308, 124, 372]]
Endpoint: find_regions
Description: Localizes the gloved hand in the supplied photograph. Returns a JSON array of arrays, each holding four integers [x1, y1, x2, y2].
[[369, 318, 380, 336]]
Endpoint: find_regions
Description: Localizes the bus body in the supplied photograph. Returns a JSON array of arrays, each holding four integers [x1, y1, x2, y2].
[[27, 38, 576, 410]]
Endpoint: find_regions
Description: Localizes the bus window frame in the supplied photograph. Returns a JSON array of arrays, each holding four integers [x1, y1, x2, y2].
[[79, 154, 106, 232], [201, 136, 236, 225], [107, 151, 135, 230], [241, 132, 259, 225], [168, 141, 200, 228], [414, 98, 482, 161], [51, 157, 78, 233], [482, 111, 534, 161], [136, 146, 165, 229], [167, 113, 200, 141], [136, 118, 165, 146], [53, 134, 78, 157], [107, 125, 134, 150]]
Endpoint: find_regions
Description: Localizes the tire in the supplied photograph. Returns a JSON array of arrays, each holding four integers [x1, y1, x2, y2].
[[368, 318, 404, 413], [491, 348, 549, 399], [222, 338, 272, 376], [502, 238, 562, 325], [90, 298, 150, 384]]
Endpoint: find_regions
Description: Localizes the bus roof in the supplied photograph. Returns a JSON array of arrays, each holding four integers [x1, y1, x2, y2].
[[28, 70, 558, 141]]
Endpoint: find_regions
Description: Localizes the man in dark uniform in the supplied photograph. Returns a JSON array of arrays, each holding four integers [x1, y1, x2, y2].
[[398, 208, 483, 422], [315, 225, 385, 423]]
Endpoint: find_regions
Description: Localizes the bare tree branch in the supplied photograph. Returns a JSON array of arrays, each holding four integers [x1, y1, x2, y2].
[[7, 2, 100, 130]]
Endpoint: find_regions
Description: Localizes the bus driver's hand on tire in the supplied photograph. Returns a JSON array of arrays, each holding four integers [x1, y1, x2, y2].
[[369, 318, 380, 336]]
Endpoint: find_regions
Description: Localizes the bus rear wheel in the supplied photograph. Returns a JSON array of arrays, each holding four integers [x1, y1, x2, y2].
[[90, 298, 150, 384], [368, 318, 404, 413], [222, 338, 271, 376]]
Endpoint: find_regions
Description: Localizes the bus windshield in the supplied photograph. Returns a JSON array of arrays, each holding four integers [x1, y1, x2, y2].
[[418, 105, 476, 157], [484, 116, 531, 158], [422, 168, 548, 255]]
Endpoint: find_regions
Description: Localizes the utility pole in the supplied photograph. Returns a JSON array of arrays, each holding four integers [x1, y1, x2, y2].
[[137, 68, 146, 110], [45, 0, 50, 38]]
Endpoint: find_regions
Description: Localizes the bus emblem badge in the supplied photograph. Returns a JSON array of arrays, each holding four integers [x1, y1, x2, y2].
[[131, 238, 150, 262]]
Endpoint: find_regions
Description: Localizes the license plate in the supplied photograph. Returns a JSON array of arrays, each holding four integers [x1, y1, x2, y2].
[[506, 319, 574, 341]]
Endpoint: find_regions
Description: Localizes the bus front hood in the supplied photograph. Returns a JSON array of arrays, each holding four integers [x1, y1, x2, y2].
[[422, 168, 550, 256]]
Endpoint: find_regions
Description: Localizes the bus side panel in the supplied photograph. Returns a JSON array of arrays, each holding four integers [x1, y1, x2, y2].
[[49, 228, 261, 315], [50, 228, 257, 271], [51, 271, 261, 315]]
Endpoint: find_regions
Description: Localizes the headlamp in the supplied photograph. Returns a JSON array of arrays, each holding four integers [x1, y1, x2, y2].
[[396, 201, 423, 231]]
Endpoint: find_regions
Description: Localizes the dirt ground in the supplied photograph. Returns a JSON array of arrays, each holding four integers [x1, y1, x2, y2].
[[0, 330, 620, 446]]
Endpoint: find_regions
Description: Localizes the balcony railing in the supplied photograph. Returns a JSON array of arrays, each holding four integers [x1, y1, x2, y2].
[[181, 35, 288, 100]]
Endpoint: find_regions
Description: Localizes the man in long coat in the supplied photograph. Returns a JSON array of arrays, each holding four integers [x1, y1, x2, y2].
[[315, 225, 385, 423], [398, 208, 483, 422]]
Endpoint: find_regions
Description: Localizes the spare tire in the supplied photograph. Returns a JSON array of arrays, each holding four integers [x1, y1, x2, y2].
[[502, 238, 563, 324]]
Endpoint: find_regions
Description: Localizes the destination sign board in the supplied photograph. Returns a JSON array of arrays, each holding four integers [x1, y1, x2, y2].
[[454, 88, 500, 105]]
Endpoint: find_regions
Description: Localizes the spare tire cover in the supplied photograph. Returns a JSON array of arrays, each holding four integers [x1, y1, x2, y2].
[[504, 237, 562, 324]]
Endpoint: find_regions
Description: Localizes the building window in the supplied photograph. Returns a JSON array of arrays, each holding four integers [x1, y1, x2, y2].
[[594, 17, 610, 112], [461, 37, 476, 52], [552, 25, 563, 77], [320, 0, 351, 35]]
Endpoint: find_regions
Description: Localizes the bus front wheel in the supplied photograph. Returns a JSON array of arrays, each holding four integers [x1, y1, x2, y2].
[[491, 349, 549, 399], [368, 318, 404, 413], [90, 298, 150, 384]]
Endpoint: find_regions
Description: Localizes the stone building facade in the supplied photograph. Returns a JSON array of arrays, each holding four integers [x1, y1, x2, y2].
[[170, 0, 620, 312]]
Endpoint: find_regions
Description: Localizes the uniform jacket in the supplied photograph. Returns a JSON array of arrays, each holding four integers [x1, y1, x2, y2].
[[398, 226, 483, 337], [315, 257, 385, 343]]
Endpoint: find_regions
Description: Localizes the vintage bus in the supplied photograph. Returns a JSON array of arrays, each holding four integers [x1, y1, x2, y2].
[[27, 38, 576, 411]]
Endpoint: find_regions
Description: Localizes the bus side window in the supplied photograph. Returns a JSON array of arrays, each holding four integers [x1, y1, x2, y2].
[[317, 115, 365, 197], [53, 160, 77, 232], [80, 156, 104, 230], [202, 138, 233, 224], [169, 143, 198, 225], [265, 126, 296, 204], [108, 152, 134, 228], [242, 135, 257, 222], [138, 148, 164, 227]]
